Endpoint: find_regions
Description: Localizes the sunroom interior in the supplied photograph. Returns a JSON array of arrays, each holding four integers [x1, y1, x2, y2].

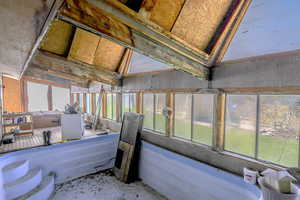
[[0, 0, 300, 200]]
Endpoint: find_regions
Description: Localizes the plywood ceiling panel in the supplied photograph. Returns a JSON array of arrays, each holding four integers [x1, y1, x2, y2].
[[40, 20, 75, 56], [171, 0, 233, 51], [94, 38, 125, 71], [68, 28, 100, 65], [139, 0, 185, 31]]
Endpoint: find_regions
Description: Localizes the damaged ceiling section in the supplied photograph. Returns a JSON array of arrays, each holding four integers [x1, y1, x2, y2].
[[0, 0, 252, 86]]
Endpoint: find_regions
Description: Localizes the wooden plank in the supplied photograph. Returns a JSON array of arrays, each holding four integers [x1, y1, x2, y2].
[[116, 93, 122, 122], [213, 93, 226, 151], [60, 0, 133, 46], [48, 85, 53, 111], [40, 19, 75, 56], [139, 0, 185, 31], [136, 92, 143, 114], [118, 49, 133, 75], [102, 93, 107, 118], [123, 68, 176, 78], [24, 65, 89, 88], [132, 31, 209, 78], [83, 93, 87, 113], [94, 38, 126, 71], [91, 93, 96, 114], [171, 0, 233, 51], [32, 50, 121, 86], [166, 92, 174, 137], [68, 28, 100, 65]]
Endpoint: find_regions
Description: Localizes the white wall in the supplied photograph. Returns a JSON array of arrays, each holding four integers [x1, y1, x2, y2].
[[139, 141, 262, 200], [0, 133, 119, 184]]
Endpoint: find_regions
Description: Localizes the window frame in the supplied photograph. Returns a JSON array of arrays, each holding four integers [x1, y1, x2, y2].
[[173, 92, 215, 147], [224, 93, 300, 168]]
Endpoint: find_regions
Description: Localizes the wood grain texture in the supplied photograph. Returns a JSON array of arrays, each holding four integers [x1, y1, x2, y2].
[[171, 0, 233, 51], [61, 0, 133, 46], [94, 38, 126, 71], [3, 77, 22, 113], [40, 20, 75, 56], [68, 28, 100, 65], [139, 0, 185, 31]]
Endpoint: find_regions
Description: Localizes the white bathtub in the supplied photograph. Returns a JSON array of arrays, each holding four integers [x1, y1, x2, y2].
[[139, 142, 262, 200]]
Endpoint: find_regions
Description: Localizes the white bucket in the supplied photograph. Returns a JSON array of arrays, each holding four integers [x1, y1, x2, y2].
[[244, 168, 258, 184]]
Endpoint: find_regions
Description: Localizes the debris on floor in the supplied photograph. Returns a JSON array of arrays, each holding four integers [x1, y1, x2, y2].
[[53, 171, 167, 200]]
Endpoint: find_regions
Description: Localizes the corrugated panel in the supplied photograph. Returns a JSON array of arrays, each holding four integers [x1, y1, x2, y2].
[[139, 142, 261, 200], [0, 134, 119, 184]]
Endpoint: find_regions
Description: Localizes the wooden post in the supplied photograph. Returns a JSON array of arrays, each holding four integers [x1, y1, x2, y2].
[[48, 85, 53, 111], [166, 92, 174, 137], [136, 92, 143, 114], [102, 93, 107, 118], [213, 93, 226, 151], [83, 93, 87, 113], [70, 93, 74, 105], [91, 93, 96, 115], [116, 93, 122, 122], [21, 79, 28, 112]]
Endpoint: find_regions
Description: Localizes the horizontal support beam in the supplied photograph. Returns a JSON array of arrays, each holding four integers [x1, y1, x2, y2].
[[24, 64, 89, 88], [29, 51, 121, 86]]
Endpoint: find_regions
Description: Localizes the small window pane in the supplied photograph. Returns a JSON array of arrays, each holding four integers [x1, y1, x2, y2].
[[79, 94, 84, 112], [112, 94, 117, 120], [130, 93, 136, 112], [107, 94, 113, 119], [225, 95, 256, 157], [52, 86, 70, 111], [258, 95, 300, 167], [28, 82, 48, 111], [155, 94, 166, 133], [174, 94, 192, 140], [122, 94, 130, 115], [193, 94, 214, 146], [86, 94, 91, 114], [143, 94, 154, 130]]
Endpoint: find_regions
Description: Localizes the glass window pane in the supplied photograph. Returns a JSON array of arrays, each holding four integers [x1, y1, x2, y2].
[[174, 94, 192, 140], [112, 94, 117, 120], [86, 94, 91, 114], [107, 94, 113, 119], [225, 95, 256, 157], [122, 94, 130, 117], [27, 82, 48, 111], [52, 86, 70, 111], [130, 93, 136, 113], [79, 94, 84, 112], [258, 95, 300, 167], [155, 94, 166, 133], [193, 94, 214, 146], [143, 94, 154, 130]]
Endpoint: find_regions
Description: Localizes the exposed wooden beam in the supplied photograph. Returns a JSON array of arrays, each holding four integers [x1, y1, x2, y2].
[[213, 93, 226, 151], [24, 64, 88, 88], [29, 50, 121, 86], [58, 0, 210, 79]]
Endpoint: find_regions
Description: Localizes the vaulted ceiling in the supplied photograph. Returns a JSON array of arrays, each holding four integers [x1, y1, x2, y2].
[[2, 0, 298, 87]]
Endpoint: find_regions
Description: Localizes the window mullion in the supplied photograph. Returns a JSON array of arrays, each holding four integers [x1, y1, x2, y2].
[[255, 95, 260, 159], [153, 94, 156, 131], [191, 94, 194, 141]]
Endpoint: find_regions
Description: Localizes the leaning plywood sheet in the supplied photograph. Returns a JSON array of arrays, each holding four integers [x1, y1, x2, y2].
[[139, 0, 185, 31], [68, 28, 100, 65], [171, 0, 233, 51], [40, 19, 75, 56], [94, 38, 126, 71]]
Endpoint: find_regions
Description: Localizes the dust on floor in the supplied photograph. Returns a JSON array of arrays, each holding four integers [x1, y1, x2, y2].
[[53, 171, 167, 200]]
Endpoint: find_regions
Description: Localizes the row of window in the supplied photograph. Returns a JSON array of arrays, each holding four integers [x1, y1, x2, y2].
[[27, 81, 70, 112], [73, 91, 300, 168]]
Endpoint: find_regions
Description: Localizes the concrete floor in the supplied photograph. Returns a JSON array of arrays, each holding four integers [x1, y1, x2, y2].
[[53, 171, 167, 200]]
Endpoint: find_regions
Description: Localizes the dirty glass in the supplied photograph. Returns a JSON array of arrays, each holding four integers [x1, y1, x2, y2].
[[174, 94, 192, 140], [143, 93, 154, 130], [154, 93, 166, 133]]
